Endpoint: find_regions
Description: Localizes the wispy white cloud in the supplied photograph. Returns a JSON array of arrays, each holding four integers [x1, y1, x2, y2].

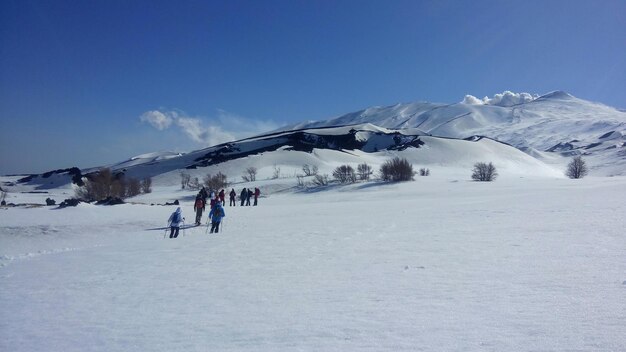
[[139, 110, 174, 130], [462, 91, 538, 107], [139, 108, 281, 147]]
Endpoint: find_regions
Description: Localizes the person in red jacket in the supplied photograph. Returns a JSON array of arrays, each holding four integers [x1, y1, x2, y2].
[[219, 189, 225, 204], [193, 195, 205, 225], [253, 187, 260, 206]]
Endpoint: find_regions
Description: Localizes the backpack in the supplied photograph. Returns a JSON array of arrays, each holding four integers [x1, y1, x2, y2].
[[213, 206, 224, 218], [172, 212, 181, 223], [195, 198, 204, 208]]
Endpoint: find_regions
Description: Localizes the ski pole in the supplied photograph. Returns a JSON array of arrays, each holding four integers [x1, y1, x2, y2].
[[164, 223, 170, 238]]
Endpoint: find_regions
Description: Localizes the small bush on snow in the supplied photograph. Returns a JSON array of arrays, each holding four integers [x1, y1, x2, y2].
[[471, 162, 498, 182], [380, 157, 415, 182]]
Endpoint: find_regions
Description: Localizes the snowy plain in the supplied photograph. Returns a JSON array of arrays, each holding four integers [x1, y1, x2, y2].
[[1, 170, 625, 351]]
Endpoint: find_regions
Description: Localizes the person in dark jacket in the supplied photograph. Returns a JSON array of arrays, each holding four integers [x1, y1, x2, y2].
[[218, 189, 225, 204], [199, 187, 209, 202], [253, 187, 260, 206], [208, 202, 226, 233], [193, 195, 205, 225], [246, 188, 253, 206], [229, 188, 237, 206], [240, 188, 247, 206]]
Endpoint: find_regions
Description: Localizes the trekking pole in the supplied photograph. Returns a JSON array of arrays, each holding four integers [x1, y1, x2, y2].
[[182, 221, 186, 237], [206, 216, 212, 234], [164, 223, 170, 239]]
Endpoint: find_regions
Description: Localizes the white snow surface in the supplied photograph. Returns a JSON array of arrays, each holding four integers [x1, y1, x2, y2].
[[1, 173, 626, 351]]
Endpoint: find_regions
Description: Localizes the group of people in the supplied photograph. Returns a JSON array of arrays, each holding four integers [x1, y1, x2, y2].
[[167, 186, 261, 238], [235, 187, 261, 206]]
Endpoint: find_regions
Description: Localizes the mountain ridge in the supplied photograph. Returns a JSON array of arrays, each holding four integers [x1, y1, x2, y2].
[[5, 91, 625, 190]]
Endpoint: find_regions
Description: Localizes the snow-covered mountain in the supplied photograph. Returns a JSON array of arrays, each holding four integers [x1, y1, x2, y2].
[[283, 91, 626, 175], [11, 122, 562, 190], [8, 91, 625, 190]]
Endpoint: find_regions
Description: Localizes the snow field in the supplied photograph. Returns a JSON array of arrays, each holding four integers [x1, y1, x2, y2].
[[1, 176, 625, 351]]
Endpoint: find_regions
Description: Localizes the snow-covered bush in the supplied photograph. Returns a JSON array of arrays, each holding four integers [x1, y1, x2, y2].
[[566, 156, 588, 179], [333, 165, 357, 183], [471, 162, 498, 182], [380, 157, 415, 182]]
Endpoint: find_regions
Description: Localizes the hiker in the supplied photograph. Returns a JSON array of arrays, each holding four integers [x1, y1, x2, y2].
[[240, 188, 247, 206], [219, 189, 225, 204], [199, 187, 209, 202], [229, 188, 237, 206], [193, 195, 205, 225], [167, 207, 184, 238], [208, 201, 226, 233], [253, 187, 260, 206], [246, 188, 253, 206], [210, 194, 220, 208]]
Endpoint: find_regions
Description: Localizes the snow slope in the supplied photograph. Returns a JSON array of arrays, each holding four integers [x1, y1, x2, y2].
[[1, 174, 626, 351]]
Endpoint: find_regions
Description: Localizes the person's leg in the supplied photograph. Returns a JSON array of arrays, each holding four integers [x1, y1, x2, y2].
[[169, 227, 175, 238], [173, 227, 180, 238], [214, 221, 220, 233]]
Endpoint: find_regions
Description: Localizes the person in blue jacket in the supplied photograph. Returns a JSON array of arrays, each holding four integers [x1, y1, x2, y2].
[[208, 201, 226, 234], [167, 207, 184, 238]]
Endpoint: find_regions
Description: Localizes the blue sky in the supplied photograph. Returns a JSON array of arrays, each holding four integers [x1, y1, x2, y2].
[[1, 0, 625, 174]]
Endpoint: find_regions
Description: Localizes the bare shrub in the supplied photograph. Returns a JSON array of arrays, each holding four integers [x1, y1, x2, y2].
[[272, 165, 281, 179], [186, 177, 200, 190], [471, 162, 498, 181], [141, 178, 152, 193], [126, 178, 141, 197], [333, 165, 357, 183], [380, 157, 415, 182], [357, 163, 373, 181], [302, 164, 318, 176], [204, 172, 229, 190], [302, 164, 312, 176], [311, 174, 330, 186], [419, 168, 430, 176], [180, 172, 191, 189], [242, 167, 257, 182], [75, 168, 127, 201], [566, 156, 588, 179], [296, 175, 306, 187]]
